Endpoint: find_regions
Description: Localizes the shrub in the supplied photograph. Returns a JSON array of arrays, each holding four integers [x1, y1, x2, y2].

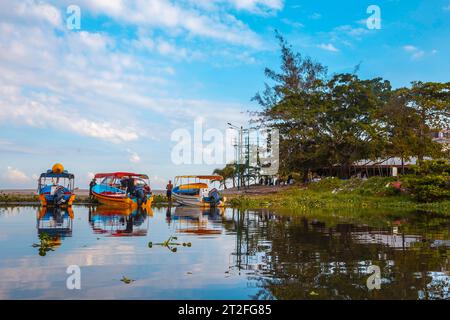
[[355, 176, 397, 195], [411, 159, 450, 175], [403, 174, 450, 202], [308, 177, 344, 191]]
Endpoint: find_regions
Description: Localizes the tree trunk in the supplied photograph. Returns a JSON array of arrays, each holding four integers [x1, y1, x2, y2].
[[401, 157, 405, 175]]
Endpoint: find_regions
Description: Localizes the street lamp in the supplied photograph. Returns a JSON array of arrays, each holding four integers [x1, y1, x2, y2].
[[228, 122, 243, 190]]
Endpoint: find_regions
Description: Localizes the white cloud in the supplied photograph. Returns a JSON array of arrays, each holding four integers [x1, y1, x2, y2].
[[12, 0, 62, 27], [3, 166, 30, 184], [281, 18, 304, 28], [227, 0, 284, 14], [318, 43, 339, 52], [77, 0, 263, 48], [309, 12, 322, 20], [78, 31, 114, 51], [127, 150, 141, 163], [0, 0, 254, 190], [0, 90, 139, 143], [403, 45, 425, 60], [334, 25, 370, 38]]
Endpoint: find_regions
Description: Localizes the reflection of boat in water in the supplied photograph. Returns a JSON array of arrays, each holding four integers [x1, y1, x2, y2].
[[88, 206, 151, 237], [172, 175, 226, 207], [171, 206, 223, 235], [92, 172, 153, 210], [36, 206, 74, 248], [38, 163, 75, 207]]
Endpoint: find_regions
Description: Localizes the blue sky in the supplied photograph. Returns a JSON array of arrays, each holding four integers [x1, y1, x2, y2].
[[0, 0, 449, 189]]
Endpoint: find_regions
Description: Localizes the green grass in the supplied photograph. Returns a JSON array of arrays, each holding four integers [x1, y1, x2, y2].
[[0, 193, 97, 204], [151, 194, 169, 205], [228, 177, 450, 216]]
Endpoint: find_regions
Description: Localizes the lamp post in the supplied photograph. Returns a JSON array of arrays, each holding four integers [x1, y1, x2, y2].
[[228, 122, 243, 190]]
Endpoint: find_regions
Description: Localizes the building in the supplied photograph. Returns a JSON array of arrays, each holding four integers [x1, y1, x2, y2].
[[432, 129, 450, 150], [349, 129, 450, 177]]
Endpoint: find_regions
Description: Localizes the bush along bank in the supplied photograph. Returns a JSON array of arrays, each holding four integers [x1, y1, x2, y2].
[[229, 160, 450, 215]]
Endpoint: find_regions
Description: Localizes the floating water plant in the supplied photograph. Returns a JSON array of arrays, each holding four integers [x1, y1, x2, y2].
[[120, 276, 135, 284], [148, 236, 192, 252]]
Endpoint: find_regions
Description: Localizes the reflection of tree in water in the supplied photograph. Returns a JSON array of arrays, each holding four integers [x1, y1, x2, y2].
[[225, 209, 449, 300]]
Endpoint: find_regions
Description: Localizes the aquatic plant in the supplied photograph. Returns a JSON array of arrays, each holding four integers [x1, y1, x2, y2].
[[148, 236, 192, 252], [120, 276, 135, 284]]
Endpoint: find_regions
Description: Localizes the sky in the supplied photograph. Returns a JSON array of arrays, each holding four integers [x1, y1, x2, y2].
[[0, 0, 449, 189]]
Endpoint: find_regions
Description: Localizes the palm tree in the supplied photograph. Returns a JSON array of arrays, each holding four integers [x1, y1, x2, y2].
[[213, 163, 236, 189]]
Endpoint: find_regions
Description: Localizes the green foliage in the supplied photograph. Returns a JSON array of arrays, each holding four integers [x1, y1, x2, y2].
[[0, 193, 39, 203], [152, 194, 168, 204], [403, 160, 450, 202], [148, 236, 192, 253], [32, 232, 57, 256], [308, 177, 344, 191], [120, 276, 135, 284], [354, 177, 398, 195], [308, 176, 397, 195], [213, 163, 236, 189], [403, 174, 450, 202], [411, 159, 450, 175], [228, 187, 450, 215], [254, 33, 450, 178]]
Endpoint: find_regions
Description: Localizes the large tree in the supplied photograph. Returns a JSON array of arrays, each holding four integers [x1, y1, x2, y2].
[[405, 81, 450, 160], [253, 32, 328, 179], [254, 33, 450, 180], [320, 74, 391, 177]]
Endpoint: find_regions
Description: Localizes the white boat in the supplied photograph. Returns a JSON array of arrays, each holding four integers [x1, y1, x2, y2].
[[172, 175, 226, 207]]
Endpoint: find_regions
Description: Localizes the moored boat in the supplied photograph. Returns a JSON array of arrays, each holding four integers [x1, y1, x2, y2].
[[91, 172, 153, 210], [38, 163, 76, 207], [172, 175, 226, 207]]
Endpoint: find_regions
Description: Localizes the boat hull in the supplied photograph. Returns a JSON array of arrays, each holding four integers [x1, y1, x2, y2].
[[172, 192, 225, 207], [93, 191, 153, 210]]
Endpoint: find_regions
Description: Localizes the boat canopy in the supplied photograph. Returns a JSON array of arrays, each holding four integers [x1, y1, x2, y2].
[[40, 170, 74, 179], [94, 172, 149, 179], [175, 175, 223, 181]]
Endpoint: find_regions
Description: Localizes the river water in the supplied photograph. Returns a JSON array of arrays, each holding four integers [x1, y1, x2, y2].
[[0, 205, 448, 299]]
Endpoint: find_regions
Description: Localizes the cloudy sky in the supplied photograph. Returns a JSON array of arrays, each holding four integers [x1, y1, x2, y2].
[[1, 0, 449, 189]]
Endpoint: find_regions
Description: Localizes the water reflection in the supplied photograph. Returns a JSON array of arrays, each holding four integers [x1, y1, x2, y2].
[[167, 206, 224, 236], [223, 209, 449, 300], [35, 206, 74, 255], [88, 206, 152, 237], [0, 205, 448, 299]]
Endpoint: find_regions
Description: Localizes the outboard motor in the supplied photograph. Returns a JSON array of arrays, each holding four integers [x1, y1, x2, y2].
[[135, 186, 146, 206], [207, 188, 222, 206], [53, 186, 66, 206]]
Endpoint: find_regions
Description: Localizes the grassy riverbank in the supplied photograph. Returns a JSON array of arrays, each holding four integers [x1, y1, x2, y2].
[[2, 176, 449, 216], [227, 177, 450, 216]]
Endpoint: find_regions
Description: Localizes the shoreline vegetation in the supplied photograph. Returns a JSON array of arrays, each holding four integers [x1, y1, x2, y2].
[[0, 192, 171, 206], [2, 175, 449, 216], [226, 183, 450, 216]]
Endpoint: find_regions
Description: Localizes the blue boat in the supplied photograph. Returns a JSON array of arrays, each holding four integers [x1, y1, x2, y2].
[[38, 164, 75, 207]]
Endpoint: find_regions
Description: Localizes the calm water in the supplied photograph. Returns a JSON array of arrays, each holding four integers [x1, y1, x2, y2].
[[0, 205, 448, 300]]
